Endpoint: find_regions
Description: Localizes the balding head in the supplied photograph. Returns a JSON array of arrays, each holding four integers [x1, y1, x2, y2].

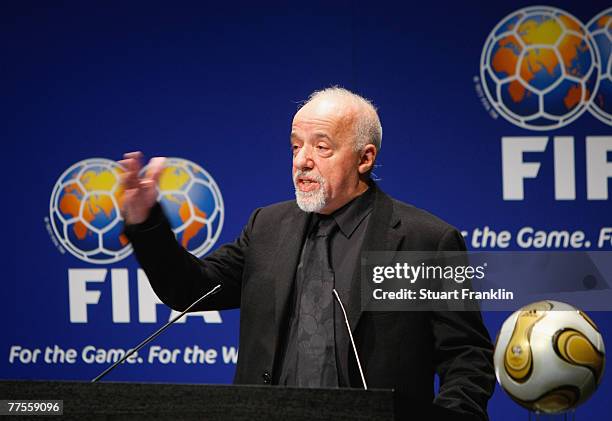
[[299, 87, 382, 153]]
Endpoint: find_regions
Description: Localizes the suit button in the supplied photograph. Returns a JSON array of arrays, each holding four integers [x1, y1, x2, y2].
[[262, 371, 272, 384]]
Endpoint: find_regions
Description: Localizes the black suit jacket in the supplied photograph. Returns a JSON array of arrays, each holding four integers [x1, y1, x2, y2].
[[125, 184, 495, 420]]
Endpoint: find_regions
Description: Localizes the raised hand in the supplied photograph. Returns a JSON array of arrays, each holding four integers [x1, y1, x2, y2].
[[119, 151, 165, 225]]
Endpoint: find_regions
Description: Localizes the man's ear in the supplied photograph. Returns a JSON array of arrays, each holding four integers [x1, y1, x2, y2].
[[358, 144, 377, 175]]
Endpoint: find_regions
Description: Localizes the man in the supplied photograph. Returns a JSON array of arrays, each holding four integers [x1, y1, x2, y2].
[[120, 87, 495, 419]]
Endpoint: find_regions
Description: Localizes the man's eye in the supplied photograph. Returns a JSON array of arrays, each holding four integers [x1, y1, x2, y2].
[[316, 145, 329, 150]]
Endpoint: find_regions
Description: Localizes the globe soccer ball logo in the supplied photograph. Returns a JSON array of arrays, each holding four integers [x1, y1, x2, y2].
[[49, 158, 132, 264], [49, 157, 224, 264], [587, 7, 612, 125], [481, 6, 601, 130], [142, 157, 224, 258], [494, 301, 605, 414]]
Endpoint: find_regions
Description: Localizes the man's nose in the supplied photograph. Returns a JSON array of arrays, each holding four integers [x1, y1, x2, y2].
[[294, 145, 314, 170]]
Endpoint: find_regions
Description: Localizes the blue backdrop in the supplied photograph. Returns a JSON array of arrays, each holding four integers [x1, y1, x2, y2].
[[3, 1, 611, 419]]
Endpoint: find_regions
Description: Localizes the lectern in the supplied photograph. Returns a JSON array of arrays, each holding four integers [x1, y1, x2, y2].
[[0, 380, 480, 420], [1, 380, 393, 420]]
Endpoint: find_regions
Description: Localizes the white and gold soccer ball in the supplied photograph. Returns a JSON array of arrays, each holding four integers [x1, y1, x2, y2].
[[494, 300, 605, 414]]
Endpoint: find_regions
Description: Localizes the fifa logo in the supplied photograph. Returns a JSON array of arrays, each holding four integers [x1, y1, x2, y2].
[[476, 6, 612, 201], [480, 6, 610, 130], [48, 157, 224, 263], [46, 157, 224, 323]]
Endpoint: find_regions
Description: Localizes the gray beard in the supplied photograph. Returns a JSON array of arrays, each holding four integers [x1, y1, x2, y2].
[[293, 171, 327, 213]]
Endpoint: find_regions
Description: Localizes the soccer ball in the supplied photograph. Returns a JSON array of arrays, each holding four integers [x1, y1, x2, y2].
[[494, 300, 605, 414], [50, 158, 131, 264], [481, 6, 600, 130], [141, 157, 224, 258]]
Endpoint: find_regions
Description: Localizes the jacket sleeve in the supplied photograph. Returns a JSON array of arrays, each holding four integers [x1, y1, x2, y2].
[[124, 202, 260, 312], [431, 228, 496, 421]]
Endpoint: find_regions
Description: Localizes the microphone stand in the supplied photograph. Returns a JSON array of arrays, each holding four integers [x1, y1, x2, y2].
[[333, 288, 368, 390], [91, 284, 222, 383]]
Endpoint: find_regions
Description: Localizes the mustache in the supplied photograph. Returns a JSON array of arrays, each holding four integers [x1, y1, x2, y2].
[[293, 170, 325, 185]]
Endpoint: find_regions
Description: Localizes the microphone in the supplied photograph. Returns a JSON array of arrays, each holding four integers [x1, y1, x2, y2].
[[91, 284, 222, 383], [332, 288, 367, 390]]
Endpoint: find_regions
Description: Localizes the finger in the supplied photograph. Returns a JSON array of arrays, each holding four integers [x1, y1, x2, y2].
[[119, 152, 143, 190], [123, 151, 143, 162], [147, 157, 166, 184], [125, 151, 143, 175], [121, 152, 143, 179], [119, 167, 139, 190], [118, 158, 135, 174], [118, 157, 140, 187]]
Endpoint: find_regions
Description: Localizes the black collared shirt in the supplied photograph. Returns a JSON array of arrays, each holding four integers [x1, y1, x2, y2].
[[278, 185, 375, 387]]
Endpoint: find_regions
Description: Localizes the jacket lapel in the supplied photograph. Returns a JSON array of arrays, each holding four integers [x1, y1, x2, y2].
[[346, 186, 402, 332], [272, 205, 312, 330]]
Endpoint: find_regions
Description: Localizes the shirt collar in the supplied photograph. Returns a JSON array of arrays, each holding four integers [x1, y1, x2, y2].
[[327, 183, 375, 238]]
